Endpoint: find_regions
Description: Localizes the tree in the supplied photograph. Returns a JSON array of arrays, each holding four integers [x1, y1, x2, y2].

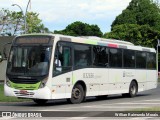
[[0, 8, 49, 36], [26, 12, 49, 33], [54, 21, 103, 37], [0, 8, 24, 36], [104, 24, 160, 48], [111, 0, 160, 31]]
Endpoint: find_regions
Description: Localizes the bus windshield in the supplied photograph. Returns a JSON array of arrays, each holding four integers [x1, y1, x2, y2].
[[7, 46, 52, 76]]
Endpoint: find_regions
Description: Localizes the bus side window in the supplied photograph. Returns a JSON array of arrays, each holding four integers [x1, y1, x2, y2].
[[74, 44, 92, 69], [62, 46, 72, 71], [109, 48, 122, 68], [53, 45, 62, 76], [147, 53, 156, 69], [53, 43, 72, 76], [93, 46, 109, 67]]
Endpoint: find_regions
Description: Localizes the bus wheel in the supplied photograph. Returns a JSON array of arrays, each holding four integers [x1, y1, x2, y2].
[[69, 84, 84, 104], [33, 99, 48, 105], [129, 81, 138, 97], [123, 81, 138, 98]]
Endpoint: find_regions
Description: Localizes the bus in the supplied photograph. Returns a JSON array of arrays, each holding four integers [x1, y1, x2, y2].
[[4, 34, 157, 104]]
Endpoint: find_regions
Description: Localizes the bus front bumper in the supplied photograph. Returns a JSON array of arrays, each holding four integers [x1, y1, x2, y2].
[[4, 84, 51, 99]]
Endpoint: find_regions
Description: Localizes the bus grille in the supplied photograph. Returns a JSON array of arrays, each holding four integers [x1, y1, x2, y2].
[[13, 86, 37, 90], [14, 91, 35, 97], [10, 78, 40, 84]]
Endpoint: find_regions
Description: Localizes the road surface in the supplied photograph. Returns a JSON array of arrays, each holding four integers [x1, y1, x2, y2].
[[0, 84, 160, 119]]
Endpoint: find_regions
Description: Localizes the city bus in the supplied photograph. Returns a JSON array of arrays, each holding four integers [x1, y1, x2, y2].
[[4, 34, 157, 104]]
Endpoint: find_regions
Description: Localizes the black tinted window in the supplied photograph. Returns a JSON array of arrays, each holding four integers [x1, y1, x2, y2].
[[123, 50, 135, 68], [53, 42, 72, 76], [136, 51, 146, 69], [109, 48, 122, 68], [74, 44, 92, 68], [93, 46, 109, 67], [147, 53, 156, 69]]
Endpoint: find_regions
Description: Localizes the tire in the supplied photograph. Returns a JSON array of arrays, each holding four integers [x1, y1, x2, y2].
[[129, 81, 138, 97], [68, 84, 85, 104], [123, 81, 138, 98], [122, 81, 138, 98], [33, 99, 48, 105]]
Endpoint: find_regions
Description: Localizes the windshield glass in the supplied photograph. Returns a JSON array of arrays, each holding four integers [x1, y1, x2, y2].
[[7, 46, 52, 76]]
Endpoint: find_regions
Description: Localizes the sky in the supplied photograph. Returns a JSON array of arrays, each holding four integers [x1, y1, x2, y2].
[[0, 0, 159, 33]]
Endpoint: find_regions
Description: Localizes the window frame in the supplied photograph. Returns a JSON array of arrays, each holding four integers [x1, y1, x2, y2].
[[135, 51, 147, 69], [109, 47, 123, 68], [92, 45, 109, 68], [73, 43, 92, 70], [123, 49, 136, 69], [52, 41, 73, 77]]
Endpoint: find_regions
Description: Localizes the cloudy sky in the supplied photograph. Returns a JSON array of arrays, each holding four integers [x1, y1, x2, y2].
[[0, 0, 159, 33]]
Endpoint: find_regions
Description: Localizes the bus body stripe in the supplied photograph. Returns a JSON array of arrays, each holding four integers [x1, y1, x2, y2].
[[60, 37, 71, 42], [142, 48, 150, 52], [108, 43, 118, 48], [85, 39, 97, 45], [119, 45, 127, 49], [97, 42, 107, 46]]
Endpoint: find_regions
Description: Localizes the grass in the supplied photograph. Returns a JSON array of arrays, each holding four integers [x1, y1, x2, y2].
[[131, 107, 160, 111], [0, 84, 31, 102]]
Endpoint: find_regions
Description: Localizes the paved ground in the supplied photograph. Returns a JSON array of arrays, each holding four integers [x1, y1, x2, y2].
[[0, 84, 160, 119]]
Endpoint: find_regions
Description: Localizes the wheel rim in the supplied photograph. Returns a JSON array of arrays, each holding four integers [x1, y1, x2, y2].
[[131, 85, 136, 95], [72, 88, 81, 99]]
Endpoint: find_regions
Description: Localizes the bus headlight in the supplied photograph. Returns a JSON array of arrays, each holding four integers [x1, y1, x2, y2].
[[39, 82, 46, 88], [39, 78, 48, 88], [5, 77, 11, 87]]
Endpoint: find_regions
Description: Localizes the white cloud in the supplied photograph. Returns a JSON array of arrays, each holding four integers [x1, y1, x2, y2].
[[35, 0, 132, 22]]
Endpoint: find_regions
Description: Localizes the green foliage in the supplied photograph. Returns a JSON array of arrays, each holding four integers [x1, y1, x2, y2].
[[0, 84, 31, 102], [54, 21, 103, 37], [0, 8, 49, 36], [111, 0, 160, 31], [0, 8, 24, 36], [104, 24, 160, 48], [26, 12, 49, 33]]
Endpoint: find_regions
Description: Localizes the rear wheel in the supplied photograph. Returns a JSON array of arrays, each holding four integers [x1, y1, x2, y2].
[[33, 99, 48, 105], [68, 84, 85, 104], [122, 81, 138, 98], [129, 81, 138, 97]]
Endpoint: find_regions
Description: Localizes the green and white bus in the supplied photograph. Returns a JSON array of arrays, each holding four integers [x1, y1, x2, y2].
[[4, 34, 157, 104]]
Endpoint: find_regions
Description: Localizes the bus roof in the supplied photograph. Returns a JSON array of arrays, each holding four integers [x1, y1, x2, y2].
[[16, 33, 156, 53]]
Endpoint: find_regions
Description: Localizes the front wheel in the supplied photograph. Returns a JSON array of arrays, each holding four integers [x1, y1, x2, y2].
[[33, 99, 48, 105], [68, 84, 85, 104]]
